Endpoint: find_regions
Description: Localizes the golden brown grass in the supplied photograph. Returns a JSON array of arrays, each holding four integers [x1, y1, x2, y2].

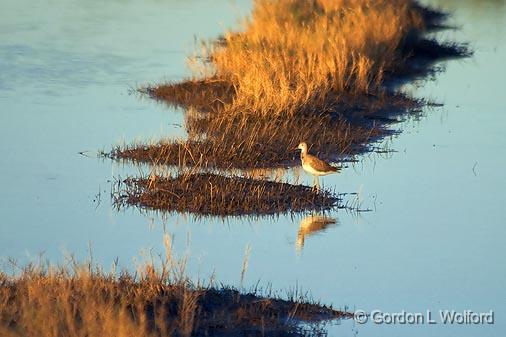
[[115, 0, 465, 170], [149, 0, 452, 119], [205, 0, 424, 117], [0, 250, 349, 337], [111, 109, 384, 169]]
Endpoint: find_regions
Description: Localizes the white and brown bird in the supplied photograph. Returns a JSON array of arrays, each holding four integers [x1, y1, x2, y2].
[[296, 142, 340, 190]]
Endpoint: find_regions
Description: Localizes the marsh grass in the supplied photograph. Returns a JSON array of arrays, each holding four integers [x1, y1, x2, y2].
[[113, 90, 426, 169], [0, 250, 349, 337], [113, 0, 467, 170], [110, 111, 381, 169], [113, 173, 339, 216], [106, 0, 469, 216]]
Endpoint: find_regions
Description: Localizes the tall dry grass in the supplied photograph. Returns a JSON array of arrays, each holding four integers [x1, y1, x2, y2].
[[195, 0, 425, 117], [0, 265, 175, 337], [0, 241, 348, 337], [117, 0, 459, 170], [0, 238, 195, 337]]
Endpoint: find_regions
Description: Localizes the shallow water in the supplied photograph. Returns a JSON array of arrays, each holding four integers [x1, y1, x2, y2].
[[1, 0, 505, 336]]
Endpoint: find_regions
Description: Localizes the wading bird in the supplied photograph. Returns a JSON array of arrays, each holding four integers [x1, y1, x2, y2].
[[296, 142, 340, 191]]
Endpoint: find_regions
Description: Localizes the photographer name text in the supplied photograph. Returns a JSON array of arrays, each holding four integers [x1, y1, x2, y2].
[[353, 309, 494, 325]]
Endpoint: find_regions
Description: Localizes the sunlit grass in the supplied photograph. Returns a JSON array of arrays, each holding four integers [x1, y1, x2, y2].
[[203, 0, 425, 117], [0, 240, 349, 337], [118, 0, 462, 170]]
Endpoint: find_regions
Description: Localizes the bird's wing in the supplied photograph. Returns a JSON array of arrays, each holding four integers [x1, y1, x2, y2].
[[306, 154, 339, 172]]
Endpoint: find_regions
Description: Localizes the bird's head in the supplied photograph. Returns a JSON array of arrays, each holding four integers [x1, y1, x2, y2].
[[296, 142, 308, 152]]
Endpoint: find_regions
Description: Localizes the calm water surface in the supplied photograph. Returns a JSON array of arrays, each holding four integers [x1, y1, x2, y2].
[[0, 0, 505, 336]]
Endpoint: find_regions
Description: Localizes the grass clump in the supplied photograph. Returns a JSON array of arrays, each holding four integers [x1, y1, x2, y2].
[[113, 173, 339, 216], [0, 252, 349, 337], [204, 0, 422, 116], [114, 0, 467, 170], [111, 111, 383, 169]]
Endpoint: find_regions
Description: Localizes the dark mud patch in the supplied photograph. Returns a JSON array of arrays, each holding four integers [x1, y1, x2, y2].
[[194, 288, 351, 336], [113, 173, 339, 216]]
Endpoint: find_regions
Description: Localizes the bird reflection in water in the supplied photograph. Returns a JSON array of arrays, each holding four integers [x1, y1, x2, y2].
[[296, 215, 338, 253]]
